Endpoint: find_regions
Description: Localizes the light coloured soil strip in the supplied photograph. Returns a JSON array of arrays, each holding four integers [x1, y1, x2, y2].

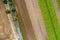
[[16, 0, 36, 40], [0, 0, 12, 38], [0, 0, 17, 40], [4, 4, 10, 10], [16, 0, 48, 40], [52, 0, 60, 24], [5, 2, 18, 40], [25, 0, 48, 40], [7, 14, 18, 40]]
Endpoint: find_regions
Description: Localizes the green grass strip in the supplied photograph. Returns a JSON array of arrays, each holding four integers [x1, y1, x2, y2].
[[57, 0, 60, 9], [38, 0, 57, 40], [46, 0, 60, 40], [38, 0, 60, 40]]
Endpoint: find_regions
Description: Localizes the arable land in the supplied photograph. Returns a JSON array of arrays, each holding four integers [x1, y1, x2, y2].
[[0, 0, 60, 40], [16, 0, 48, 40]]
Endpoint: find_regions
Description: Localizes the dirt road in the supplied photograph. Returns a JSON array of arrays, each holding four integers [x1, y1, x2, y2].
[[16, 0, 36, 40], [25, 0, 48, 40], [52, 0, 60, 24], [16, 0, 48, 40]]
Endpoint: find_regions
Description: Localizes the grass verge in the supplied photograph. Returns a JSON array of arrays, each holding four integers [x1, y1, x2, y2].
[[57, 0, 60, 9], [46, 0, 60, 40], [15, 13, 27, 40], [38, 0, 60, 40]]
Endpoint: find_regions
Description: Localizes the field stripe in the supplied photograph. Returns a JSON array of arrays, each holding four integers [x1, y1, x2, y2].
[[38, 0, 56, 40], [45, 0, 59, 40], [47, 0, 60, 40], [38, 0, 60, 40]]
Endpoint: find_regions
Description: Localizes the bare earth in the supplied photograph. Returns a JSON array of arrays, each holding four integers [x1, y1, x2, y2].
[[52, 0, 60, 24], [16, 0, 48, 40], [0, 0, 12, 40], [0, 0, 17, 40], [16, 0, 36, 40], [25, 0, 48, 40]]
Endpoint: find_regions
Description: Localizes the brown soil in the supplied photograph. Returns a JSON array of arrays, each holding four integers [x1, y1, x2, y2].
[[0, 0, 14, 40], [16, 0, 48, 40], [16, 0, 36, 40]]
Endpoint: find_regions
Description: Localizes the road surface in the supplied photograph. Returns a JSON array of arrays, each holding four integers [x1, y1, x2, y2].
[[25, 0, 48, 40], [16, 0, 48, 40]]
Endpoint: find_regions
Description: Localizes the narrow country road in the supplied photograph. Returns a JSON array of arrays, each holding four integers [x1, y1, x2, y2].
[[16, 0, 36, 40], [16, 0, 48, 40], [25, 0, 48, 40]]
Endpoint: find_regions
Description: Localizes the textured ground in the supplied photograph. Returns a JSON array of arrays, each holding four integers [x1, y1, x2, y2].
[[0, 0, 16, 40], [16, 0, 48, 40]]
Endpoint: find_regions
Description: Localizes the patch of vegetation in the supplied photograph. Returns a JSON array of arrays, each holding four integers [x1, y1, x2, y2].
[[12, 0, 16, 6], [12, 7, 16, 12], [9, 0, 12, 2], [6, 10, 11, 14], [3, 0, 7, 4], [13, 16, 18, 21], [57, 0, 60, 9], [16, 14, 28, 40], [38, 0, 60, 40]]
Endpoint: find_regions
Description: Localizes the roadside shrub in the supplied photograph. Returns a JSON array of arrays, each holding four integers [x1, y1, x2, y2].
[[3, 0, 7, 4], [6, 10, 11, 14], [9, 0, 12, 2], [57, 0, 60, 9], [13, 16, 18, 21], [12, 7, 16, 12]]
